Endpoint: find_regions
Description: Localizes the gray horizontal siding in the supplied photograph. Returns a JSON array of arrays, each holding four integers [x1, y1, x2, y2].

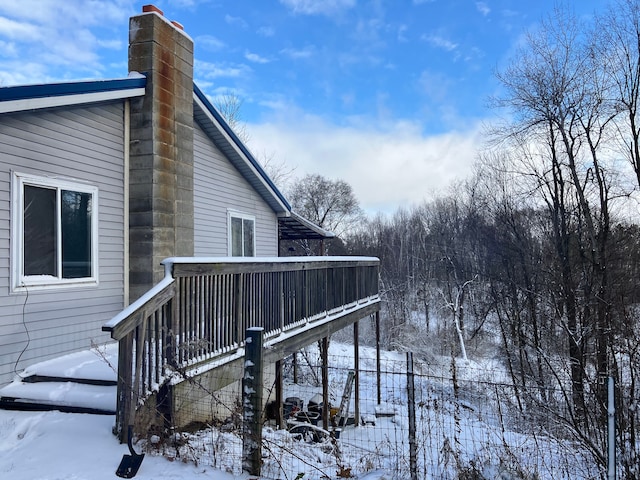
[[0, 101, 126, 386], [193, 120, 278, 257]]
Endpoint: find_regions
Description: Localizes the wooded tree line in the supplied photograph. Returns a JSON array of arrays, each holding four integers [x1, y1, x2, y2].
[[333, 2, 640, 476]]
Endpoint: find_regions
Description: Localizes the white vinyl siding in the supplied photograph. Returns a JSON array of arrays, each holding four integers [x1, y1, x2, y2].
[[0, 101, 126, 387], [193, 121, 278, 257]]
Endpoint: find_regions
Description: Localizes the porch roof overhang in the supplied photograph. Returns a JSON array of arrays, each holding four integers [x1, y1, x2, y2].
[[278, 210, 335, 240]]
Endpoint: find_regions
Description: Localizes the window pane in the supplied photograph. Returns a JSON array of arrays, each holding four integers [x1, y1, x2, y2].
[[243, 218, 254, 257], [24, 185, 56, 276], [231, 217, 243, 256], [61, 190, 92, 278]]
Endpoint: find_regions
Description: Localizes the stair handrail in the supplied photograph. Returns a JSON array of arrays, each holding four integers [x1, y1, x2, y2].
[[102, 261, 175, 340]]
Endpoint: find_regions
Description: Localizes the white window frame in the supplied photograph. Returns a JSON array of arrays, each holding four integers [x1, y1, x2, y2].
[[227, 210, 256, 257], [11, 171, 99, 291]]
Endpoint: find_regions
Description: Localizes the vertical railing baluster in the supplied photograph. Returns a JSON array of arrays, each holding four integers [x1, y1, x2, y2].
[[235, 273, 243, 346], [279, 271, 284, 332], [212, 274, 218, 352]]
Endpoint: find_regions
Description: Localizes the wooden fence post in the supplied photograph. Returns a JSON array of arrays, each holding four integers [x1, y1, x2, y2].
[[242, 327, 264, 476]]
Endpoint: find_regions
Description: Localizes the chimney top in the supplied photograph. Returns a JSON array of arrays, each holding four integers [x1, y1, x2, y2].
[[142, 4, 163, 15], [140, 5, 187, 34]]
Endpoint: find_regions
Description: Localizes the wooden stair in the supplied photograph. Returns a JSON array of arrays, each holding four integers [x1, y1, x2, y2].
[[0, 344, 118, 415]]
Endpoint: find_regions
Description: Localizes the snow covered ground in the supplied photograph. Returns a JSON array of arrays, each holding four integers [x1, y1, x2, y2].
[[0, 341, 601, 479], [0, 408, 249, 480], [0, 342, 395, 480], [0, 409, 392, 479]]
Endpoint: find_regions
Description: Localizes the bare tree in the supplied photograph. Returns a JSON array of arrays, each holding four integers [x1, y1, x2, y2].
[[214, 91, 250, 144], [286, 174, 363, 255], [596, 0, 640, 189], [254, 150, 296, 191], [490, 4, 632, 469]]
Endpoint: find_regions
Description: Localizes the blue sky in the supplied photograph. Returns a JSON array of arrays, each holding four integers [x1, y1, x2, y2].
[[0, 0, 605, 214]]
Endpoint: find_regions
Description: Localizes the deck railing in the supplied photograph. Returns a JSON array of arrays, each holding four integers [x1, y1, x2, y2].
[[102, 256, 380, 438]]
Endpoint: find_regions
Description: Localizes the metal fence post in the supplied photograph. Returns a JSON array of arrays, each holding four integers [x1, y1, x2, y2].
[[407, 352, 418, 480], [608, 376, 616, 480]]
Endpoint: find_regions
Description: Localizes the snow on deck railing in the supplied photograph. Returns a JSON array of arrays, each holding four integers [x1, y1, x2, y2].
[[102, 261, 174, 333]]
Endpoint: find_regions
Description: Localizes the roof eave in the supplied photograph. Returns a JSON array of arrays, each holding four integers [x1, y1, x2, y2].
[[192, 83, 291, 214], [0, 75, 147, 114]]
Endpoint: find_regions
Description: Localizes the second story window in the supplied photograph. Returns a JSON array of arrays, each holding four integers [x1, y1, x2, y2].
[[228, 212, 255, 257]]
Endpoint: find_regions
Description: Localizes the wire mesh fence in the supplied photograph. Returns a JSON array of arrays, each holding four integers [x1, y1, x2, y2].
[[140, 342, 605, 479]]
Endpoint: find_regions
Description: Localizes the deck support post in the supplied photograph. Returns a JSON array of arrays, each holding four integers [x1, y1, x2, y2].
[[115, 334, 133, 442], [321, 337, 329, 431], [242, 327, 264, 476]]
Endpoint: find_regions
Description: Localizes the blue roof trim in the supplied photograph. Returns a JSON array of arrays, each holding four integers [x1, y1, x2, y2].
[[0, 76, 147, 102], [193, 83, 292, 211]]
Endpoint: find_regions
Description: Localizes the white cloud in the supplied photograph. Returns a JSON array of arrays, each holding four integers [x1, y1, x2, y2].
[[0, 16, 41, 40], [280, 46, 315, 60], [257, 26, 275, 37], [247, 110, 482, 214], [171, 0, 198, 8], [0, 0, 131, 83], [397, 24, 408, 42], [0, 0, 130, 26], [225, 14, 248, 28], [0, 40, 18, 58], [476, 2, 491, 16], [418, 70, 452, 103], [422, 33, 458, 52], [96, 38, 123, 50], [245, 51, 270, 64], [279, 0, 356, 16], [0, 60, 49, 86], [196, 60, 252, 79], [196, 34, 225, 51]]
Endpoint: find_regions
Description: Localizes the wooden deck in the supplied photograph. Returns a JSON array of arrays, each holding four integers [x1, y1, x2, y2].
[[102, 256, 380, 439]]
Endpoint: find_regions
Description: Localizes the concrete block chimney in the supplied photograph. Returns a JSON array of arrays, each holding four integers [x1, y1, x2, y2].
[[128, 5, 195, 301]]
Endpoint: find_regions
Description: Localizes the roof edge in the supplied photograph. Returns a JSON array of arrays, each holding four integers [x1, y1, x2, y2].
[[0, 75, 147, 114], [285, 210, 336, 238], [193, 83, 291, 211], [0, 74, 146, 102]]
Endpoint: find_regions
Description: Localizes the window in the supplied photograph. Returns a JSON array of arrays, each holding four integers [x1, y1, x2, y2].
[[12, 172, 98, 290], [228, 211, 255, 257]]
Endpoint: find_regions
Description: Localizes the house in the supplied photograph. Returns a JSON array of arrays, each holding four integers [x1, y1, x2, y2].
[[0, 5, 334, 389], [0, 10, 380, 458]]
